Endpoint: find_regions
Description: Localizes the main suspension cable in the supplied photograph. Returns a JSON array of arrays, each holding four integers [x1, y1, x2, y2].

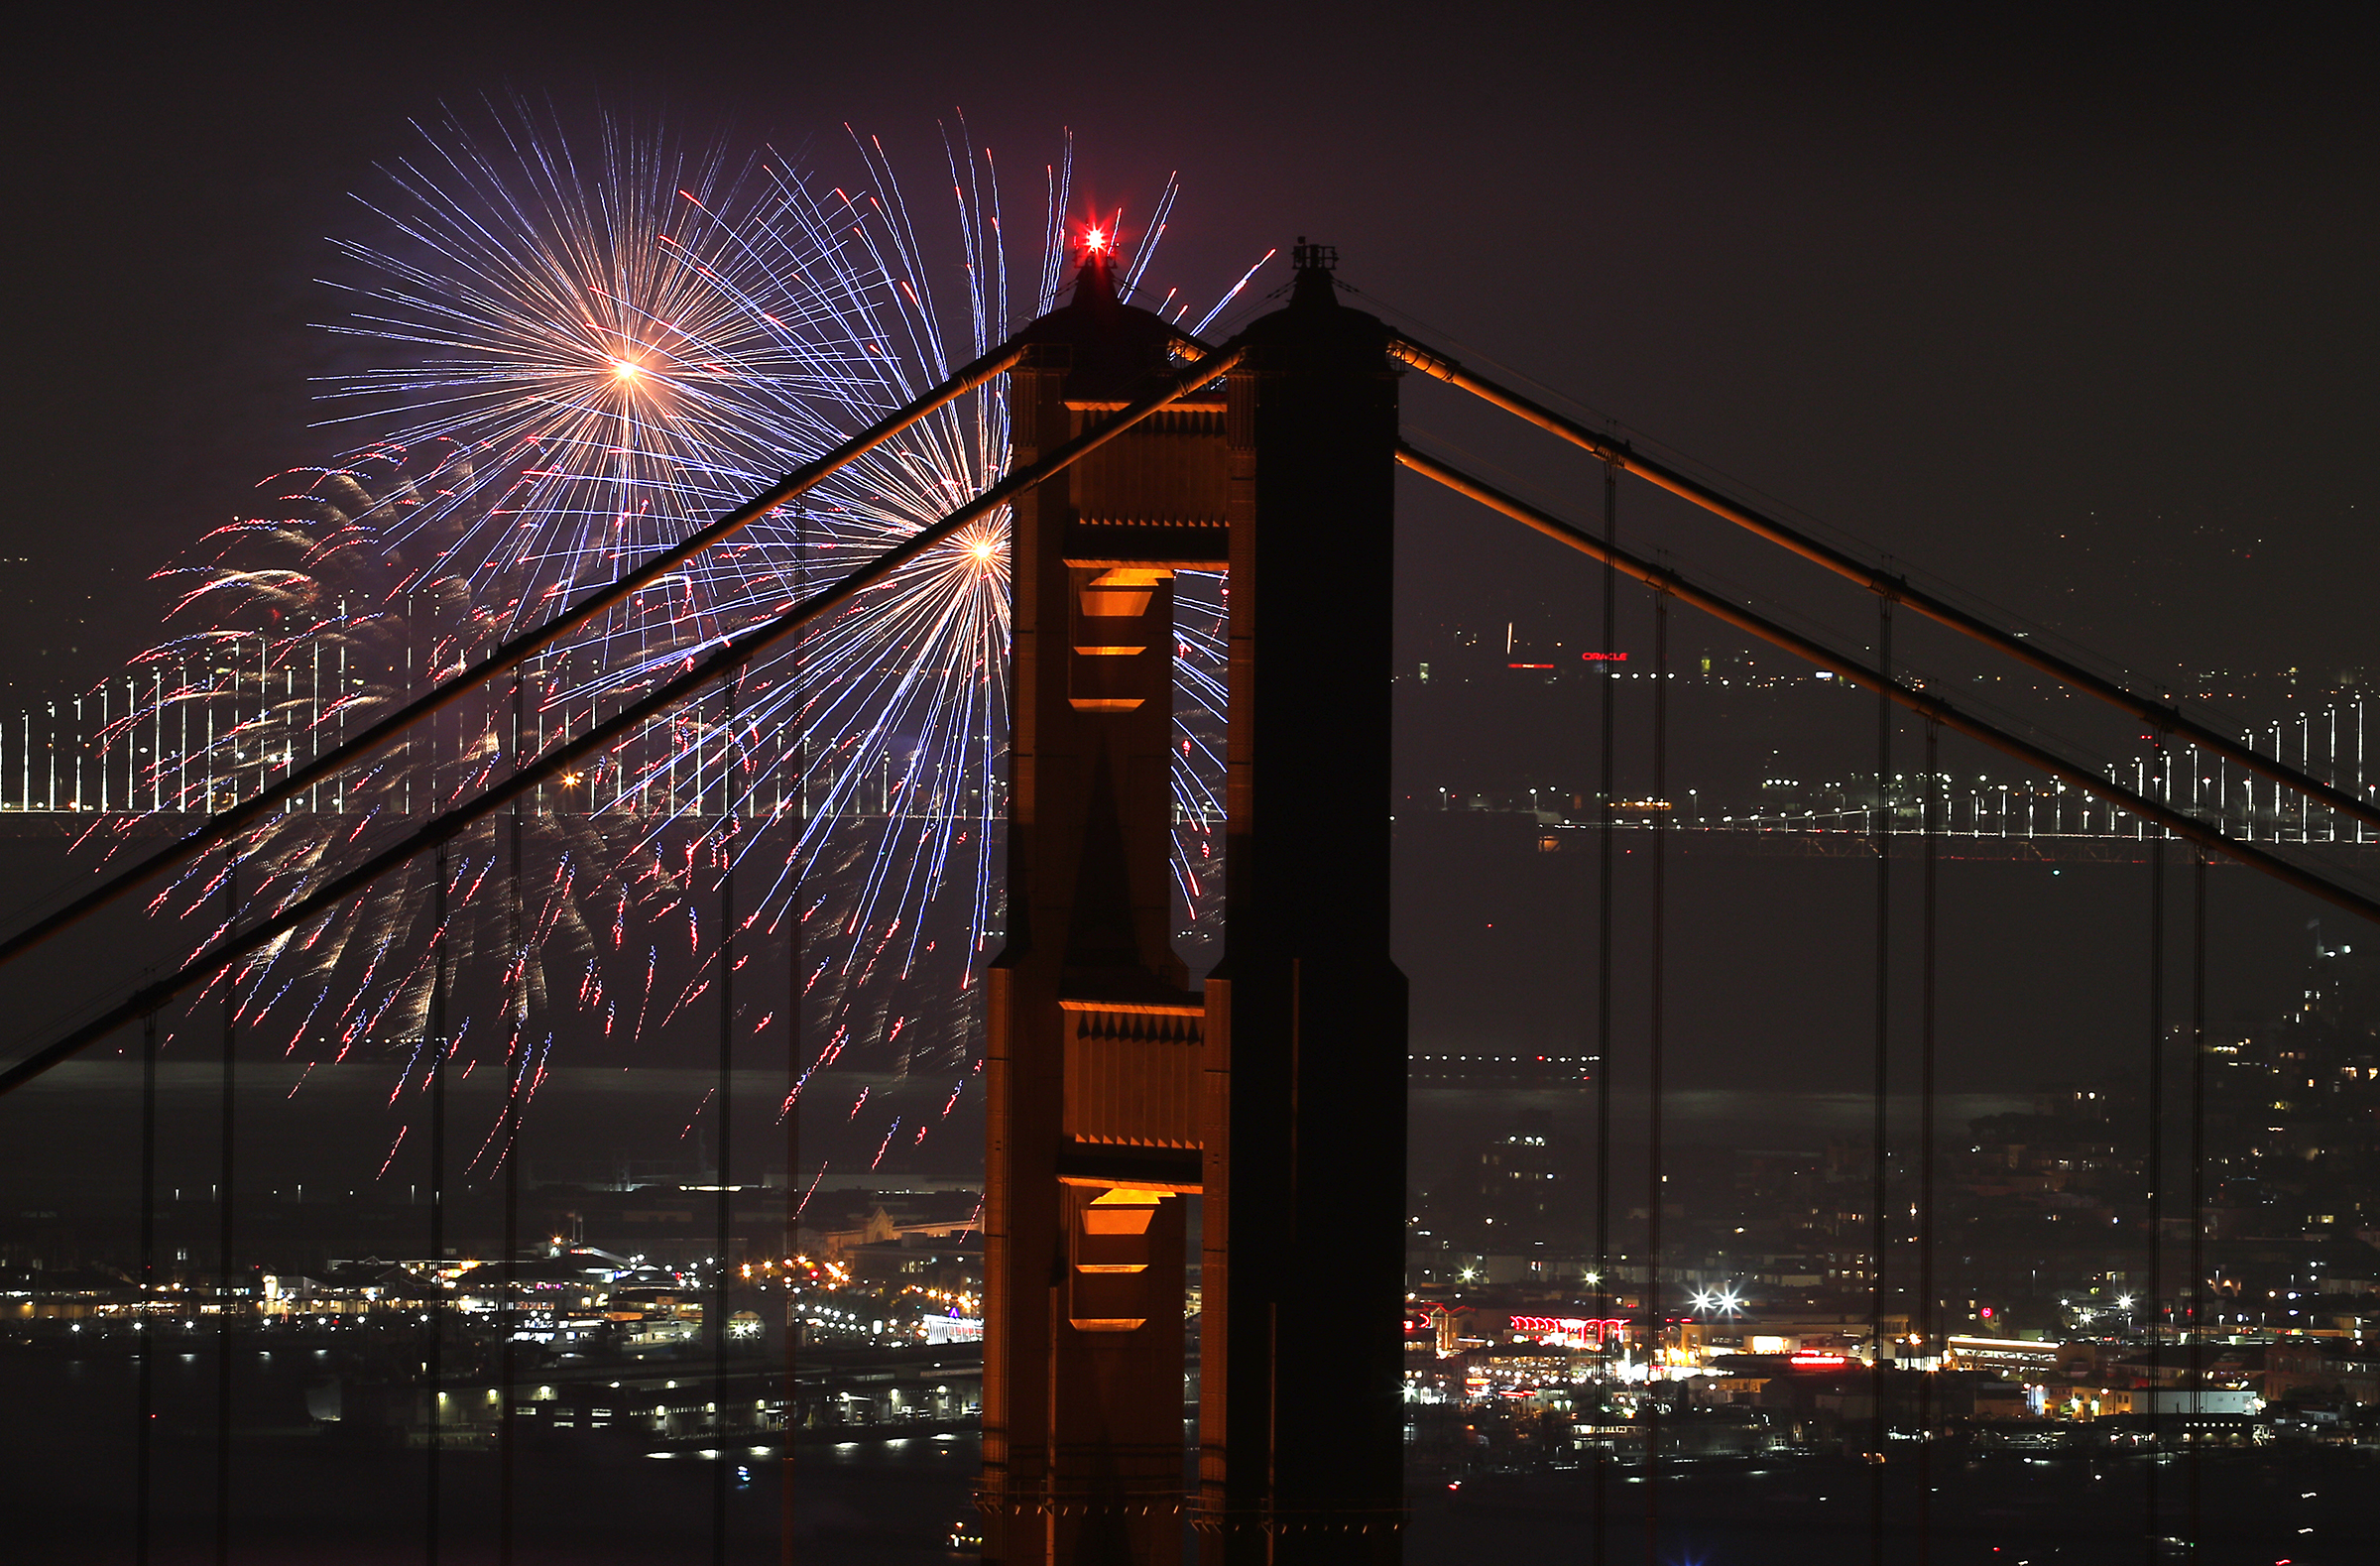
[[1388, 337, 2380, 837], [0, 346, 1243, 1095], [0, 338, 1032, 975], [1394, 444, 2380, 929]]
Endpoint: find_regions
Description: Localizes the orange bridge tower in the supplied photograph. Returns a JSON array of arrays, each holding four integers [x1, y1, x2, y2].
[[982, 239, 1406, 1566]]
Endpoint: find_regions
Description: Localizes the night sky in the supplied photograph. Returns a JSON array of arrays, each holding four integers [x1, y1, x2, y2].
[[5, 6, 2377, 1115]]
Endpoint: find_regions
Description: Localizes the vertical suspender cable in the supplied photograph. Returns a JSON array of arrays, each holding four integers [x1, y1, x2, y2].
[[1643, 587, 1668, 1566], [137, 1008, 157, 1566], [713, 673, 739, 1566], [1592, 456, 1618, 1564], [1870, 600, 1892, 1563], [499, 672, 524, 1566], [781, 510, 807, 1566], [2144, 832, 2166, 1561], [1917, 720, 1939, 1566], [2188, 851, 2207, 1552], [425, 842, 448, 1566], [216, 857, 237, 1566]]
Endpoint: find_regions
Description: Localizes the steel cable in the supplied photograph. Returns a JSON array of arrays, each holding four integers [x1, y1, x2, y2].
[[1592, 455, 1618, 1566], [1870, 601, 1893, 1564]]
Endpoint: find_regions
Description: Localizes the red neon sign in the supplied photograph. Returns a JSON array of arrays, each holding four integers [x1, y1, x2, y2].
[[1507, 663, 1556, 669], [1789, 1351, 1850, 1368], [1581, 652, 1628, 662], [1509, 1315, 1629, 1343]]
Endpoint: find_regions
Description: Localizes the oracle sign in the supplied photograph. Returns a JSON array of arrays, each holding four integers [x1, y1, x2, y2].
[[1509, 1315, 1629, 1344]]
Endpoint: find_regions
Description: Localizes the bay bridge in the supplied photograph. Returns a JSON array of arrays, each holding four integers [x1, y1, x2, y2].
[[4, 236, 2378, 1566], [7, 649, 2367, 847], [0, 629, 963, 824]]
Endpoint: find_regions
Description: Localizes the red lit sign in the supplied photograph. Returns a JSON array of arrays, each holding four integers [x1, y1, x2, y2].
[[1507, 663, 1556, 669], [1788, 1352, 1850, 1368], [1581, 652, 1628, 662], [1509, 1315, 1628, 1343]]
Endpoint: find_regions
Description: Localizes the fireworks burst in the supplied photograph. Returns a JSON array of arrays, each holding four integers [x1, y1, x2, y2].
[[74, 104, 1256, 1178]]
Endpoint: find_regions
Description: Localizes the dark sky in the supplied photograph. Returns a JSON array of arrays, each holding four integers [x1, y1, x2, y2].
[[4, 5, 2377, 1105], [9, 5, 2373, 685]]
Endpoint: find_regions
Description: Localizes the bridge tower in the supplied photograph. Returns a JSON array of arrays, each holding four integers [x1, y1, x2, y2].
[[982, 240, 1405, 1566], [1199, 247, 1406, 1565]]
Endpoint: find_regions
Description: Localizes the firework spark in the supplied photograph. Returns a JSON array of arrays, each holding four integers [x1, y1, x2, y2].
[[68, 105, 1255, 1183]]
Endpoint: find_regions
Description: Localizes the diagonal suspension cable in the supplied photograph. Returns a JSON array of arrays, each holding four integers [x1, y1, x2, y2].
[[0, 343, 1243, 1096], [1388, 336, 2380, 837], [1396, 443, 2380, 928], [0, 336, 1034, 975]]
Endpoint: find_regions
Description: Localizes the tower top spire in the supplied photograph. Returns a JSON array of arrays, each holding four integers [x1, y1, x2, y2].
[[1072, 221, 1119, 307], [1289, 235, 1339, 308]]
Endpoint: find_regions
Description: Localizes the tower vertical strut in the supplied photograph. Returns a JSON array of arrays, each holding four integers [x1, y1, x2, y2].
[[980, 233, 1217, 1565], [1202, 238, 1407, 1565]]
